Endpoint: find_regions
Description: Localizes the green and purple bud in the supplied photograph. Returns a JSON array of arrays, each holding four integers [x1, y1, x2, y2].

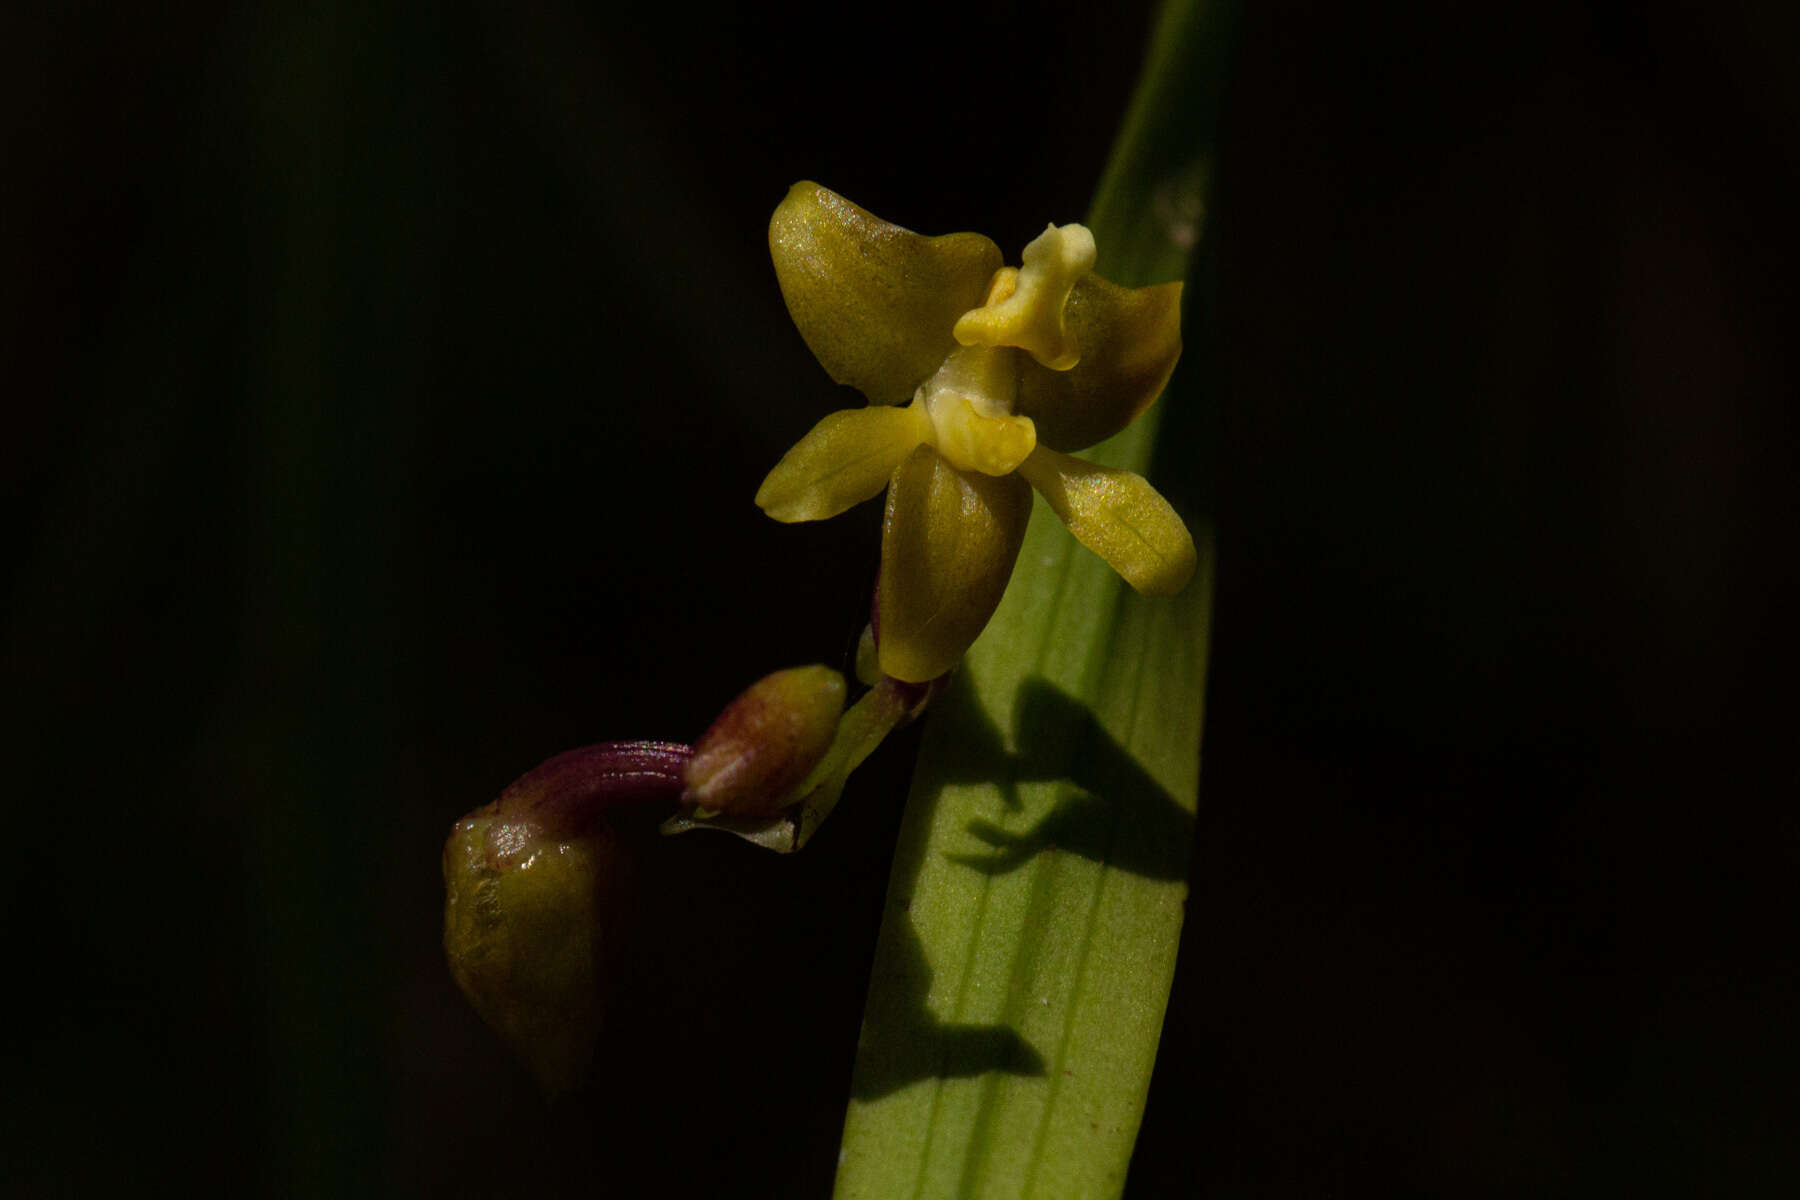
[[442, 741, 688, 1093], [682, 665, 846, 817]]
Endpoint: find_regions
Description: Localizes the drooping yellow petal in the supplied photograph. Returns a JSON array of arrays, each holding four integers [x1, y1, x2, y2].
[[952, 223, 1096, 370], [769, 182, 1004, 406], [1016, 445, 1195, 596], [1013, 276, 1183, 452], [755, 405, 927, 523], [878, 446, 1032, 682]]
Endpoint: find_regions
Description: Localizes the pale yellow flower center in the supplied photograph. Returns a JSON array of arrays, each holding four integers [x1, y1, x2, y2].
[[911, 223, 1095, 477], [913, 343, 1033, 475], [953, 222, 1096, 370]]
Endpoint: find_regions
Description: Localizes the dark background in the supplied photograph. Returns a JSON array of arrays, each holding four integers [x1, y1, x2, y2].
[[6, 0, 1795, 1194]]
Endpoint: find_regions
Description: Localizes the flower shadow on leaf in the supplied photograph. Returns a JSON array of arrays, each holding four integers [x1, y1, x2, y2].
[[848, 671, 1195, 1100], [850, 916, 1046, 1101], [938, 677, 1195, 882]]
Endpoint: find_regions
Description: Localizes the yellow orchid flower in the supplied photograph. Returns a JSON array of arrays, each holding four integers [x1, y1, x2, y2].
[[757, 182, 1195, 684]]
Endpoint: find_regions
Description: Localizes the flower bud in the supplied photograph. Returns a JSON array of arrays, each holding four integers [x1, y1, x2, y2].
[[442, 741, 688, 1093], [682, 665, 846, 816]]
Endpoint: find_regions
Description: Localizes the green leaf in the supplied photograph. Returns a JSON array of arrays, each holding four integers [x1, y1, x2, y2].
[[836, 0, 1232, 1194]]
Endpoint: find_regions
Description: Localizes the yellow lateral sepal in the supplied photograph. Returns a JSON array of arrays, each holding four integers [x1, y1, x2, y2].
[[1016, 444, 1195, 595]]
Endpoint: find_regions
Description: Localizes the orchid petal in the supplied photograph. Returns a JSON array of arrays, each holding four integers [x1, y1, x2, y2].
[[878, 446, 1032, 682], [769, 182, 1004, 406], [755, 405, 927, 523], [1014, 276, 1183, 451], [1017, 444, 1195, 595]]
